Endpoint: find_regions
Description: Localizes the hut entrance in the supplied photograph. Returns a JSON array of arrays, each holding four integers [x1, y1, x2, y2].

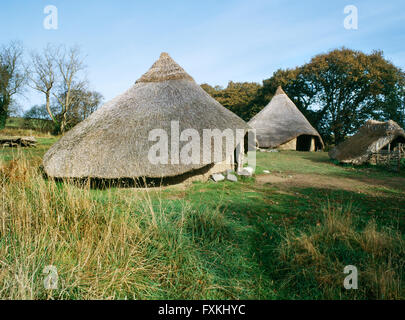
[[233, 132, 250, 172], [381, 136, 405, 150], [296, 135, 315, 151]]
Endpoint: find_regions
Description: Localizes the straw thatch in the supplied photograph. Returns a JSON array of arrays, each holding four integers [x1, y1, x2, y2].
[[329, 120, 405, 164], [43, 53, 249, 180], [248, 86, 324, 150]]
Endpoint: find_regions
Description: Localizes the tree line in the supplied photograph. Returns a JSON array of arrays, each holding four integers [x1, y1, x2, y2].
[[1, 43, 404, 144], [202, 48, 405, 145], [0, 41, 103, 134]]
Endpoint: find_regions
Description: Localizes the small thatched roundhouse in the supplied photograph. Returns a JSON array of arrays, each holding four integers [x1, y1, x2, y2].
[[248, 86, 324, 151], [329, 120, 405, 164], [43, 53, 249, 182]]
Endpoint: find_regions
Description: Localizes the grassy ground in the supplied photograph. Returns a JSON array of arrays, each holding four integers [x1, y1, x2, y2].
[[0, 136, 57, 162], [5, 117, 54, 133], [5, 117, 28, 129], [0, 129, 404, 299]]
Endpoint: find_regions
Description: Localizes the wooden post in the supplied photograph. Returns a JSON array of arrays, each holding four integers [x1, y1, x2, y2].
[[235, 138, 244, 173], [388, 143, 391, 169]]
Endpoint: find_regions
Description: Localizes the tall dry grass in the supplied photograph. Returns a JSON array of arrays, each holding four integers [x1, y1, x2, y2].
[[278, 202, 404, 299], [0, 154, 234, 299], [1, 152, 403, 300]]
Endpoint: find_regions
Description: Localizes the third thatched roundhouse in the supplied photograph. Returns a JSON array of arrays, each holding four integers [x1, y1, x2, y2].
[[329, 120, 405, 164]]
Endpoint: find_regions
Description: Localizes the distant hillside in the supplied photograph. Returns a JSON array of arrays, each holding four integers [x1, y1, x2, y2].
[[5, 117, 54, 133]]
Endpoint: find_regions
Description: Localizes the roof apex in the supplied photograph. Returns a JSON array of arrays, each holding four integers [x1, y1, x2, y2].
[[136, 52, 194, 83], [274, 86, 286, 96]]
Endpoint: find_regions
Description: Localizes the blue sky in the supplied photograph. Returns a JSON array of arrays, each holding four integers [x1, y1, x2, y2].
[[1, 0, 404, 110]]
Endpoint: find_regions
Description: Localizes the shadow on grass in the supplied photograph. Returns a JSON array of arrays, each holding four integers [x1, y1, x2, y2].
[[191, 182, 404, 299], [41, 163, 217, 189], [300, 154, 405, 190]]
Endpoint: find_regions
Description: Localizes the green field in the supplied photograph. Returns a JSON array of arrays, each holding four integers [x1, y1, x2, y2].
[[0, 131, 404, 299], [4, 117, 54, 134]]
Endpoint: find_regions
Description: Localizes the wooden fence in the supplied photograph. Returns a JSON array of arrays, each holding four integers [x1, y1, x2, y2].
[[369, 143, 404, 172]]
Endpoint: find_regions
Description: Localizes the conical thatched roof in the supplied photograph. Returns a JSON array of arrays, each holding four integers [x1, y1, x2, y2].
[[43, 53, 249, 179], [329, 120, 405, 164], [248, 86, 324, 149]]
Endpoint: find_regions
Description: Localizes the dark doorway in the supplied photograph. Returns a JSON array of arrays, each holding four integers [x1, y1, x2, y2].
[[296, 135, 313, 151], [381, 136, 405, 150]]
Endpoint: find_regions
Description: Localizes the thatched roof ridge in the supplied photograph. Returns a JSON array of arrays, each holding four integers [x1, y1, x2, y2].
[[329, 120, 405, 164], [274, 85, 286, 96], [136, 52, 194, 83], [43, 53, 249, 179], [248, 86, 324, 149]]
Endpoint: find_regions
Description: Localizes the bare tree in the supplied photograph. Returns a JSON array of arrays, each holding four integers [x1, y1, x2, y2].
[[0, 41, 26, 129], [28, 44, 58, 124], [29, 44, 89, 133], [58, 88, 103, 126], [53, 45, 86, 134]]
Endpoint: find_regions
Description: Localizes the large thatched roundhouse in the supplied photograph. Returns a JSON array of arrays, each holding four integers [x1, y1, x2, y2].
[[43, 53, 250, 183], [248, 86, 324, 151], [329, 120, 405, 164]]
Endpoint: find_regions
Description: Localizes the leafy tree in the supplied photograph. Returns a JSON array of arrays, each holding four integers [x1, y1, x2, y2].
[[24, 105, 51, 120], [23, 105, 54, 132], [258, 48, 405, 144], [201, 81, 261, 120]]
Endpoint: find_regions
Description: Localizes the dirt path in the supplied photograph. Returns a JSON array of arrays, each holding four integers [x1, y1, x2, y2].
[[256, 172, 405, 195]]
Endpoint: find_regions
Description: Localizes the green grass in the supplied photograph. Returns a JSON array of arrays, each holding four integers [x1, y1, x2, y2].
[[255, 150, 405, 179], [5, 117, 25, 128], [0, 131, 404, 299], [5, 117, 54, 133], [0, 137, 58, 162]]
